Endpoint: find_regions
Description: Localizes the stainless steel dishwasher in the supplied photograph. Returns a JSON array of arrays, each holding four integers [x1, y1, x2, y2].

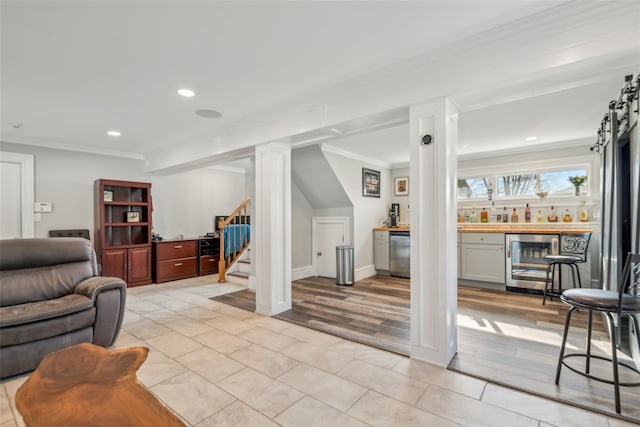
[[389, 231, 410, 278]]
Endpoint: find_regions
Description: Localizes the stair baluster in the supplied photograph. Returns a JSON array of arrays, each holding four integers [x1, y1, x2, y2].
[[218, 198, 251, 283]]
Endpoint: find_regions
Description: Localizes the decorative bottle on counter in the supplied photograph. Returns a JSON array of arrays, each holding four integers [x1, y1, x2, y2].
[[524, 204, 531, 223], [562, 208, 573, 222], [536, 209, 544, 223], [511, 208, 519, 223], [470, 205, 478, 223], [502, 207, 509, 223], [480, 208, 488, 223], [548, 205, 558, 222], [489, 202, 497, 223], [579, 200, 589, 222]]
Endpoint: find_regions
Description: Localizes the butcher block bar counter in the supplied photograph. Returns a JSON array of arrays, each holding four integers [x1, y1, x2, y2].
[[374, 224, 595, 234], [458, 226, 593, 234], [373, 226, 410, 232]]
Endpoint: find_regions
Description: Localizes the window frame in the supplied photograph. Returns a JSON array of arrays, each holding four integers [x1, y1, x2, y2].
[[457, 162, 592, 202]]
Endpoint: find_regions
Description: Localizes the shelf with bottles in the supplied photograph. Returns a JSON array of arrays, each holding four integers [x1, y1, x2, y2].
[[457, 200, 595, 224]]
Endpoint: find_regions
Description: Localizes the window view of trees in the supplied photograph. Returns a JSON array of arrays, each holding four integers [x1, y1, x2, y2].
[[458, 177, 489, 199], [457, 166, 590, 200], [497, 174, 537, 197]]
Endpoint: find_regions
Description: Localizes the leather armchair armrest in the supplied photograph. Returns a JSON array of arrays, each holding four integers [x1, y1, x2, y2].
[[74, 276, 127, 347], [74, 276, 126, 300]]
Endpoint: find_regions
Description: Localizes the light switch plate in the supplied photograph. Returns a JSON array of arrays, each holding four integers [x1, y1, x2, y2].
[[34, 202, 53, 213]]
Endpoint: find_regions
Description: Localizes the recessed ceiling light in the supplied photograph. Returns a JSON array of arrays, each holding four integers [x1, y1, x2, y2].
[[107, 130, 121, 137], [178, 88, 195, 97], [524, 136, 537, 141], [195, 109, 222, 119]]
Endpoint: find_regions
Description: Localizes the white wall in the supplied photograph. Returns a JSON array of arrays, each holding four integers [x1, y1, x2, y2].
[[0, 142, 246, 241], [291, 181, 313, 269], [390, 166, 410, 224], [323, 151, 390, 270]]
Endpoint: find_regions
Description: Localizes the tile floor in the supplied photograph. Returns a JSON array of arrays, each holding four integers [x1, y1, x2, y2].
[[1, 276, 637, 427]]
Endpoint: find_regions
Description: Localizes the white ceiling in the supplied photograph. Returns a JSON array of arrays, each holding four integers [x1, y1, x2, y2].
[[323, 75, 627, 165], [1, 1, 638, 165]]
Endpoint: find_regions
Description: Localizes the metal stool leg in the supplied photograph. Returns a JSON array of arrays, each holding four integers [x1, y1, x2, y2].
[[604, 312, 621, 413], [556, 306, 577, 384], [543, 262, 552, 305], [569, 263, 577, 288], [575, 263, 583, 288], [586, 309, 593, 374]]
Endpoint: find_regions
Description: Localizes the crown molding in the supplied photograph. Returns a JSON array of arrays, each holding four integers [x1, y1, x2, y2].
[[391, 161, 409, 170], [458, 137, 594, 162], [320, 143, 391, 170], [206, 165, 247, 174], [1, 133, 145, 160]]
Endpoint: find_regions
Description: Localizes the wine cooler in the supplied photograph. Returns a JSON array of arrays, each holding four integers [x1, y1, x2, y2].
[[506, 233, 559, 293]]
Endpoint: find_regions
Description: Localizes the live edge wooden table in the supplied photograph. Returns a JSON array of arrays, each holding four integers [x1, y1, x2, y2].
[[16, 343, 185, 427]]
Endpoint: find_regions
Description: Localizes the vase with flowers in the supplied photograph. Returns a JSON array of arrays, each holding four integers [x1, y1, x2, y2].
[[569, 175, 588, 196]]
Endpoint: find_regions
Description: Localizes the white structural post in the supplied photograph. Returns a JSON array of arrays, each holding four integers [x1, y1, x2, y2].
[[254, 141, 292, 315], [409, 97, 458, 366]]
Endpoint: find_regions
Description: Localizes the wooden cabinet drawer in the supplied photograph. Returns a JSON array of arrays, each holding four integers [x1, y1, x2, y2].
[[460, 233, 504, 245], [155, 241, 197, 261], [156, 257, 197, 282], [199, 255, 219, 275]]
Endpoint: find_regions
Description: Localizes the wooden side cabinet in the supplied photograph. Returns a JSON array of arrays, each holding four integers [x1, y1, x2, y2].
[[153, 240, 198, 283], [94, 179, 153, 287], [199, 254, 220, 275]]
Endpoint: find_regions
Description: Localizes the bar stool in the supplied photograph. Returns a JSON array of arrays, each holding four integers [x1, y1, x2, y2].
[[555, 252, 640, 414], [542, 231, 591, 305]]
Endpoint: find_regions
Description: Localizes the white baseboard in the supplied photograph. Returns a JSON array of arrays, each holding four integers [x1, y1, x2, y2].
[[355, 264, 377, 282], [291, 265, 313, 281]]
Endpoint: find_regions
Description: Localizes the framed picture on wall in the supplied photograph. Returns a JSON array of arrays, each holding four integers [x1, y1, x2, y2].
[[362, 168, 381, 198], [394, 176, 409, 196]]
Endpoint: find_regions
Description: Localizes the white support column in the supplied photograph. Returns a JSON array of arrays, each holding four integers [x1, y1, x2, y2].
[[254, 142, 292, 315], [409, 97, 458, 366]]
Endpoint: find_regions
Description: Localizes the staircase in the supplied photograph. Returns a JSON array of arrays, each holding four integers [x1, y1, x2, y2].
[[218, 198, 251, 283], [226, 257, 251, 286]]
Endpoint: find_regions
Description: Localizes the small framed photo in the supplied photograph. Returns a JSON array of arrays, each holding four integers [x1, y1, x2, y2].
[[103, 190, 114, 202], [394, 176, 409, 196], [362, 168, 381, 198], [126, 211, 140, 223]]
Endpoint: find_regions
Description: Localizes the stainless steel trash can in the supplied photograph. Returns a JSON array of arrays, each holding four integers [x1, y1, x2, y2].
[[336, 245, 354, 286]]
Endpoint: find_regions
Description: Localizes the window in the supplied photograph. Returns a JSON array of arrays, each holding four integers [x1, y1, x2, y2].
[[457, 177, 489, 199], [457, 164, 591, 201], [539, 167, 589, 196], [497, 174, 537, 198]]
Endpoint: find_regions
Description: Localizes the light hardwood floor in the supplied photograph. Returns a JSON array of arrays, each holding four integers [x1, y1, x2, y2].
[[212, 275, 640, 422]]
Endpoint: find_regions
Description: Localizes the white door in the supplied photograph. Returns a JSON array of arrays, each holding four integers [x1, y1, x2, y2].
[[0, 152, 35, 238], [312, 217, 349, 278]]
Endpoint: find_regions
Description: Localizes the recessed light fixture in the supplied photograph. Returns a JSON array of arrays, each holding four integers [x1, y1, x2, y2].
[[195, 109, 222, 119], [524, 136, 537, 141], [107, 130, 121, 137], [178, 88, 195, 97]]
